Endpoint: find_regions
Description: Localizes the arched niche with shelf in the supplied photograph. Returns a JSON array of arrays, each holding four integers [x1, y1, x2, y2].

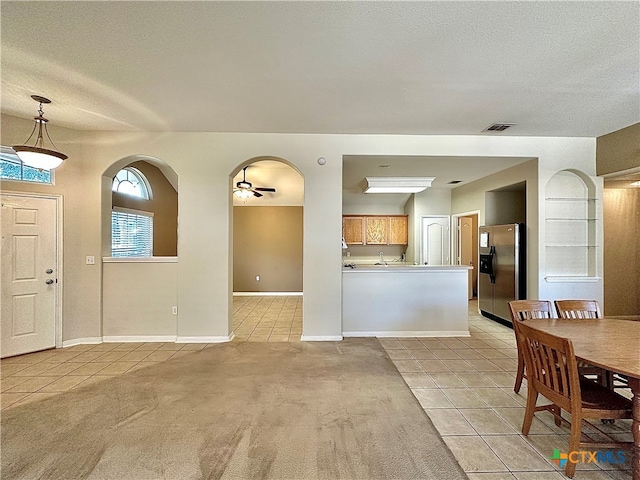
[[544, 170, 597, 278]]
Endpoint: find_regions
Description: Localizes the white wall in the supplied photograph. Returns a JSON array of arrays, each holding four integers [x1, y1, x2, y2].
[[102, 260, 178, 340], [1, 115, 602, 342]]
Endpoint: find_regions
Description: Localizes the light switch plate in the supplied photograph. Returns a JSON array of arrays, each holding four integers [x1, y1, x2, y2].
[[86, 255, 95, 265]]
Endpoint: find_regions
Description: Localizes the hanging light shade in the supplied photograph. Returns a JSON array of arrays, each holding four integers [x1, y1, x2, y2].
[[13, 95, 68, 170]]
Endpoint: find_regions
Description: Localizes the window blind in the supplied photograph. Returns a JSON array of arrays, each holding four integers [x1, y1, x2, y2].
[[111, 208, 153, 257]]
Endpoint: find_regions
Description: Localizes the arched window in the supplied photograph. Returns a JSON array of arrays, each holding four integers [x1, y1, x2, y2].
[[112, 167, 151, 199]]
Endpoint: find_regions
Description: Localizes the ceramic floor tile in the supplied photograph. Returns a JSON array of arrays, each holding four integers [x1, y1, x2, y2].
[[442, 435, 509, 472], [386, 350, 413, 360], [69, 351, 106, 362], [411, 388, 455, 409], [511, 472, 565, 480], [0, 376, 31, 392], [0, 363, 32, 377], [400, 373, 437, 388], [39, 362, 86, 376], [460, 408, 518, 435], [409, 349, 437, 360], [467, 474, 516, 480], [1, 392, 32, 409], [68, 362, 112, 376], [482, 435, 555, 472], [144, 351, 177, 361], [38, 375, 91, 392], [268, 335, 290, 342], [391, 359, 423, 373], [118, 350, 153, 362], [11, 363, 60, 377], [429, 373, 467, 388], [456, 372, 499, 387], [98, 362, 139, 375], [442, 388, 490, 408], [5, 376, 62, 393], [424, 408, 476, 435], [416, 359, 451, 373], [91, 351, 129, 363], [474, 387, 524, 407]]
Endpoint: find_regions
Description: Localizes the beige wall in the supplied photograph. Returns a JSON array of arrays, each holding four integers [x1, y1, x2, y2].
[[112, 160, 178, 256], [1, 114, 603, 342], [596, 123, 640, 176], [233, 206, 303, 292]]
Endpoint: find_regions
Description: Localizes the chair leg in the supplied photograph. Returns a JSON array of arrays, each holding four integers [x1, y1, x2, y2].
[[521, 385, 538, 435], [565, 415, 582, 478], [514, 352, 525, 393]]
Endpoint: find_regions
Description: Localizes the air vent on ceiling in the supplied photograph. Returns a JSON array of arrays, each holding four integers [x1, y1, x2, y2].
[[483, 123, 516, 132]]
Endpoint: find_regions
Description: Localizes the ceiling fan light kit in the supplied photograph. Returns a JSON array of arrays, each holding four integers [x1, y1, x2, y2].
[[233, 166, 277, 199], [13, 95, 68, 170]]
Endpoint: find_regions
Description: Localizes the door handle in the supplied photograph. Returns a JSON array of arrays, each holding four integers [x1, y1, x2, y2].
[[46, 269, 53, 274], [45, 279, 54, 285]]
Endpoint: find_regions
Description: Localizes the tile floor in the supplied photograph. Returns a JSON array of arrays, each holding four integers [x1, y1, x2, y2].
[[0, 296, 633, 479], [231, 295, 303, 342], [381, 301, 633, 480]]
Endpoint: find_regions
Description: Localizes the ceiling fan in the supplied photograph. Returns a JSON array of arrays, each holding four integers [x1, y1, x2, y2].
[[234, 166, 276, 199]]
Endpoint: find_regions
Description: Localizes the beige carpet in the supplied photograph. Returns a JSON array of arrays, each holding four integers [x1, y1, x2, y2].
[[1, 339, 467, 479]]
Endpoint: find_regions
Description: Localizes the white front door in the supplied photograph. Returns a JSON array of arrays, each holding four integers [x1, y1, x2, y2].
[[1, 194, 58, 357], [420, 216, 450, 265]]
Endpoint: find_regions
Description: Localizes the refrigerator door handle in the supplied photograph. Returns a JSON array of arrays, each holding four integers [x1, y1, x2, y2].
[[489, 245, 496, 284]]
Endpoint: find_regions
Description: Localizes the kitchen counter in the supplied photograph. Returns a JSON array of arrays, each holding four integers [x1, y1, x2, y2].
[[342, 264, 471, 337]]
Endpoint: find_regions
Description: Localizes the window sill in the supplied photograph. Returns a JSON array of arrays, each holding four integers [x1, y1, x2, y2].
[[544, 276, 601, 283], [102, 257, 178, 263]]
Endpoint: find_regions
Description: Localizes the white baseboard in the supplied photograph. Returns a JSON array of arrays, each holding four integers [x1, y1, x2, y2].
[[62, 337, 103, 348], [300, 335, 343, 341], [233, 292, 303, 296], [103, 335, 177, 343], [175, 335, 233, 343], [342, 331, 471, 338]]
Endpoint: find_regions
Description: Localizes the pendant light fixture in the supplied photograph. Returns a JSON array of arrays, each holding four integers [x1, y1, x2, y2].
[[13, 95, 68, 170]]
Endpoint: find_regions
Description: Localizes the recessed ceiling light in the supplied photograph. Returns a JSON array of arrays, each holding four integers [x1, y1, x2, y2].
[[631, 181, 640, 187]]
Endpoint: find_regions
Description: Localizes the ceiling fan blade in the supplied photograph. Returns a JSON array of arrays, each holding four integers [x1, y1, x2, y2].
[[252, 190, 263, 198], [254, 187, 276, 192]]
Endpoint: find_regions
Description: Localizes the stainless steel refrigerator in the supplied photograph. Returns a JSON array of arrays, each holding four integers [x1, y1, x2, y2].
[[478, 223, 526, 325]]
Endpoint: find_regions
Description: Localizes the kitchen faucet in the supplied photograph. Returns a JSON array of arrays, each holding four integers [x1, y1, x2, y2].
[[376, 251, 387, 266]]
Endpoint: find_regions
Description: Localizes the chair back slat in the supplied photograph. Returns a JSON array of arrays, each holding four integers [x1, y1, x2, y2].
[[554, 300, 601, 319], [509, 300, 554, 323], [517, 321, 580, 411]]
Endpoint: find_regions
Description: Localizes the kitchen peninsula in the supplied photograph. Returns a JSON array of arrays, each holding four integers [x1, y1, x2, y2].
[[342, 264, 471, 337]]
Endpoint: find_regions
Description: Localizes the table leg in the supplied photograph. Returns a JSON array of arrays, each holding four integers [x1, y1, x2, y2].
[[630, 377, 640, 480]]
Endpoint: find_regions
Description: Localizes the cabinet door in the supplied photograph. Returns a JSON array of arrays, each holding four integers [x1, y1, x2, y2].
[[343, 217, 364, 245], [365, 216, 388, 245], [389, 216, 408, 245]]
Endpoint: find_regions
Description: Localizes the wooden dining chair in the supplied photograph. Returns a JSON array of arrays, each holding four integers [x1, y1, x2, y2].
[[517, 320, 632, 478], [508, 300, 555, 394], [554, 300, 613, 388]]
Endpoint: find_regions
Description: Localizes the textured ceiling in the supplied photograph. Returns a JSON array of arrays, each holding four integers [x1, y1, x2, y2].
[[2, 1, 638, 137]]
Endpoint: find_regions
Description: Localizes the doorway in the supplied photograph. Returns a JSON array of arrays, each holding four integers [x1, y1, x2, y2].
[[1, 193, 61, 357], [231, 158, 304, 342], [453, 212, 479, 300]]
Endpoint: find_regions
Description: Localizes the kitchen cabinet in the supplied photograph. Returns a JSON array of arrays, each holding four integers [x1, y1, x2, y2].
[[389, 216, 408, 245], [342, 215, 408, 246], [342, 216, 365, 245], [365, 216, 388, 245]]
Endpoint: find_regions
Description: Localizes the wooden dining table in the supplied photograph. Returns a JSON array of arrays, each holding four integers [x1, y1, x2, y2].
[[526, 318, 640, 480]]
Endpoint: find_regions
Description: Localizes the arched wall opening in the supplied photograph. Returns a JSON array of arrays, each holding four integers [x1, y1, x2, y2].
[[100, 154, 180, 341], [229, 156, 304, 341]]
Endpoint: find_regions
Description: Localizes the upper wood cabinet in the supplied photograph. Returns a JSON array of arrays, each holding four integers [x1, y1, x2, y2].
[[342, 216, 365, 245], [389, 216, 408, 245], [365, 216, 388, 245], [343, 215, 408, 246]]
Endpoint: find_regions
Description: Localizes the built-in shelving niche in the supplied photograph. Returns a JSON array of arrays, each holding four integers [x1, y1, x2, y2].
[[545, 170, 597, 279]]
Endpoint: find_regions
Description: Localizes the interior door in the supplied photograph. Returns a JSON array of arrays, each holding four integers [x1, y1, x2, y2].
[[459, 217, 474, 299], [1, 194, 57, 357], [421, 216, 450, 265]]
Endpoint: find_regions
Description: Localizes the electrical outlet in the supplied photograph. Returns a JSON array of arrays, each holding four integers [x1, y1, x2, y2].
[[346, 252, 350, 257], [86, 255, 95, 265], [172, 306, 178, 315]]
